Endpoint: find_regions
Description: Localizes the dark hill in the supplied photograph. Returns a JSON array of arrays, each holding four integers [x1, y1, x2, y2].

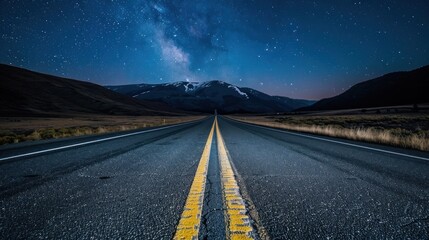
[[0, 64, 177, 117], [300, 65, 429, 111]]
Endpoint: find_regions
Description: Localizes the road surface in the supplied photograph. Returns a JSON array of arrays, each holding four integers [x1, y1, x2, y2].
[[0, 116, 428, 239]]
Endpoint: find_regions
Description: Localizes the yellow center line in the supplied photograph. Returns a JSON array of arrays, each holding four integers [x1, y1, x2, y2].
[[215, 117, 255, 240], [174, 119, 215, 240]]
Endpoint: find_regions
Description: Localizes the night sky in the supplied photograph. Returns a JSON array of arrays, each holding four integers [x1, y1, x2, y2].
[[1, 1, 429, 100]]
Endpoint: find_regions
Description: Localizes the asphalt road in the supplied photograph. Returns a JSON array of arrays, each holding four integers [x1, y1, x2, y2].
[[1, 116, 428, 239], [0, 118, 211, 239], [219, 116, 429, 239]]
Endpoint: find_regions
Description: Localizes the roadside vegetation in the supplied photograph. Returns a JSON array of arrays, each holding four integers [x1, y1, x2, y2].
[[230, 114, 429, 151], [0, 115, 205, 145]]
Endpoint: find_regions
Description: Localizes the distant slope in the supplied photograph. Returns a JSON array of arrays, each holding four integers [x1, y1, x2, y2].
[[300, 65, 429, 111], [107, 81, 314, 113], [0, 64, 178, 116]]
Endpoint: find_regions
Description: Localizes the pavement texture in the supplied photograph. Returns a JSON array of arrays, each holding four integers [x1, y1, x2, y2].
[[0, 119, 212, 239], [0, 115, 428, 239], [218, 116, 429, 239]]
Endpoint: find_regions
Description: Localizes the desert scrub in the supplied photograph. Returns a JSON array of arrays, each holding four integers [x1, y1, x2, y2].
[[0, 122, 182, 145], [231, 114, 429, 151], [0, 125, 155, 145], [0, 115, 205, 146]]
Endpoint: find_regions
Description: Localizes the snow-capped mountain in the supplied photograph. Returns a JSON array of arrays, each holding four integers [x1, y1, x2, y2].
[[106, 80, 314, 113]]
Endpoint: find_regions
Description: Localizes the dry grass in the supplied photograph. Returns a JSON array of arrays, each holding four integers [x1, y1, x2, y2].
[[229, 114, 429, 151], [0, 115, 205, 145]]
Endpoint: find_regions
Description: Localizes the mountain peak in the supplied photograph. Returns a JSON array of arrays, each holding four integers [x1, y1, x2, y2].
[[207, 80, 227, 85]]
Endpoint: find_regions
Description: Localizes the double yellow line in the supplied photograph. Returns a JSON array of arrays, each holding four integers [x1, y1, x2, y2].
[[174, 118, 215, 239], [174, 117, 254, 239]]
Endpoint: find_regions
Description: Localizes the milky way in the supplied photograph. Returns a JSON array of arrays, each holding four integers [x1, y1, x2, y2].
[[1, 0, 429, 99]]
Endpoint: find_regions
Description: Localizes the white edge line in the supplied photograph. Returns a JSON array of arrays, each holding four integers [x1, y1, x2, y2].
[[224, 116, 429, 162], [0, 119, 204, 162]]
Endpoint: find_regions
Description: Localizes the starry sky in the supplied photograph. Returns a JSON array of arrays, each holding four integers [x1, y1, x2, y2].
[[1, 0, 429, 100]]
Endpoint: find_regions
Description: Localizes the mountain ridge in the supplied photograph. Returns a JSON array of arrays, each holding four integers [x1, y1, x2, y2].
[[107, 80, 315, 113]]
